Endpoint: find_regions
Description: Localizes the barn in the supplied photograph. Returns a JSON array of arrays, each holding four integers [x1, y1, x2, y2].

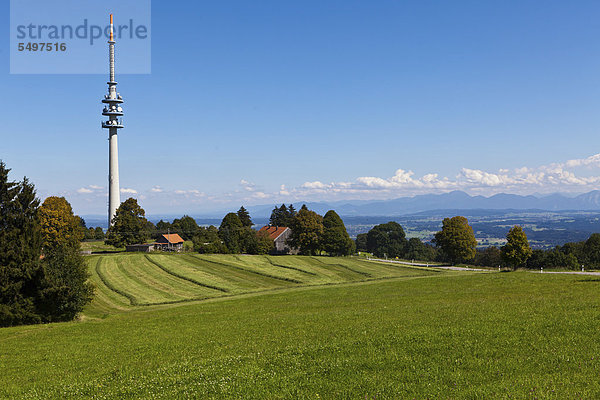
[[155, 234, 185, 252], [257, 226, 297, 255]]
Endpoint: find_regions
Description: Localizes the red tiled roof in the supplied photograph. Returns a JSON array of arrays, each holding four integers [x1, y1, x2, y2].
[[258, 226, 289, 241], [159, 233, 184, 244]]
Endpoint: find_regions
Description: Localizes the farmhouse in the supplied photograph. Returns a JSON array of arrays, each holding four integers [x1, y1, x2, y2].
[[258, 226, 298, 255], [155, 233, 185, 252]]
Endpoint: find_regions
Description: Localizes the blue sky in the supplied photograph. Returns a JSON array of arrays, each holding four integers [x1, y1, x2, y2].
[[2, 1, 600, 215]]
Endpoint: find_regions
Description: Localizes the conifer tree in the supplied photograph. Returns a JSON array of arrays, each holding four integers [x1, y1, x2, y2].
[[0, 161, 93, 326], [0, 163, 44, 326], [219, 213, 244, 253], [237, 206, 253, 227]]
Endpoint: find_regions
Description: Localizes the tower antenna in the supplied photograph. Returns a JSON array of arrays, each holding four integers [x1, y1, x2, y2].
[[102, 13, 124, 226]]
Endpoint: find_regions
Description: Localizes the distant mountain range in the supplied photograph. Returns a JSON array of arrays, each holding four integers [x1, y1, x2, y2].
[[243, 190, 600, 218]]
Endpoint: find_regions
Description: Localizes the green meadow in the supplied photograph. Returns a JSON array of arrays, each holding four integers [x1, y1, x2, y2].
[[1, 254, 599, 399]]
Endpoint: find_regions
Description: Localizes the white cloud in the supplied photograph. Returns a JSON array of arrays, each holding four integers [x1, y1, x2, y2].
[[279, 184, 290, 196], [280, 153, 600, 200], [252, 191, 269, 199], [240, 179, 257, 192], [77, 185, 104, 194], [174, 189, 204, 197], [74, 153, 600, 211], [301, 181, 329, 189], [459, 168, 511, 186]]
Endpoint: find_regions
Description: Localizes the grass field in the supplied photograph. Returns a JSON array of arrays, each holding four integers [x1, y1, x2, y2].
[[1, 254, 599, 398], [85, 254, 438, 317], [81, 240, 124, 253]]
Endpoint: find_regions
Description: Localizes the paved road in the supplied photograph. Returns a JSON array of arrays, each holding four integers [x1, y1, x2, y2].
[[533, 270, 600, 276], [366, 258, 487, 272], [367, 258, 600, 275]]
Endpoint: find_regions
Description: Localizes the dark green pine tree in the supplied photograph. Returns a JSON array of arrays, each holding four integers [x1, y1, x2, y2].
[[269, 204, 292, 227], [288, 204, 297, 218], [0, 162, 44, 327], [269, 205, 281, 226], [219, 213, 244, 253], [237, 206, 253, 227]]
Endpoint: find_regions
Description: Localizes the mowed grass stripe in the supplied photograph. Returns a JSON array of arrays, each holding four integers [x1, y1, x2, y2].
[[357, 258, 444, 275], [145, 255, 229, 293], [230, 255, 318, 283], [195, 255, 303, 284], [156, 255, 264, 292], [208, 255, 309, 283], [310, 256, 373, 278], [186, 255, 297, 289], [317, 257, 402, 278], [295, 256, 373, 281], [328, 257, 436, 279], [87, 261, 131, 314], [94, 257, 138, 306], [113, 257, 182, 304], [125, 256, 214, 298], [243, 255, 318, 277], [266, 256, 361, 282], [101, 256, 177, 305], [86, 254, 440, 316]]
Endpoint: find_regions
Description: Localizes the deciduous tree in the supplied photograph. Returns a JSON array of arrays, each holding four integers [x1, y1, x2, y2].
[[171, 215, 199, 240], [404, 237, 437, 261], [38, 244, 94, 322], [501, 225, 532, 270], [366, 222, 406, 258], [288, 208, 324, 255], [105, 198, 149, 248], [254, 230, 275, 255], [38, 196, 83, 251], [94, 227, 105, 240], [583, 233, 600, 268], [433, 216, 477, 264], [474, 246, 503, 268], [193, 226, 227, 254], [321, 210, 354, 256]]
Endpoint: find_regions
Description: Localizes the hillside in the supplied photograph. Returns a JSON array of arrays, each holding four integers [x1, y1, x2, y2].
[[1, 262, 599, 399], [87, 254, 438, 316]]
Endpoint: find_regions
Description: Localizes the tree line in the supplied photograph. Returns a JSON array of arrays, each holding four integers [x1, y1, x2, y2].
[[106, 202, 355, 256], [473, 231, 600, 271], [0, 161, 93, 327], [357, 215, 600, 271], [356, 216, 536, 269]]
